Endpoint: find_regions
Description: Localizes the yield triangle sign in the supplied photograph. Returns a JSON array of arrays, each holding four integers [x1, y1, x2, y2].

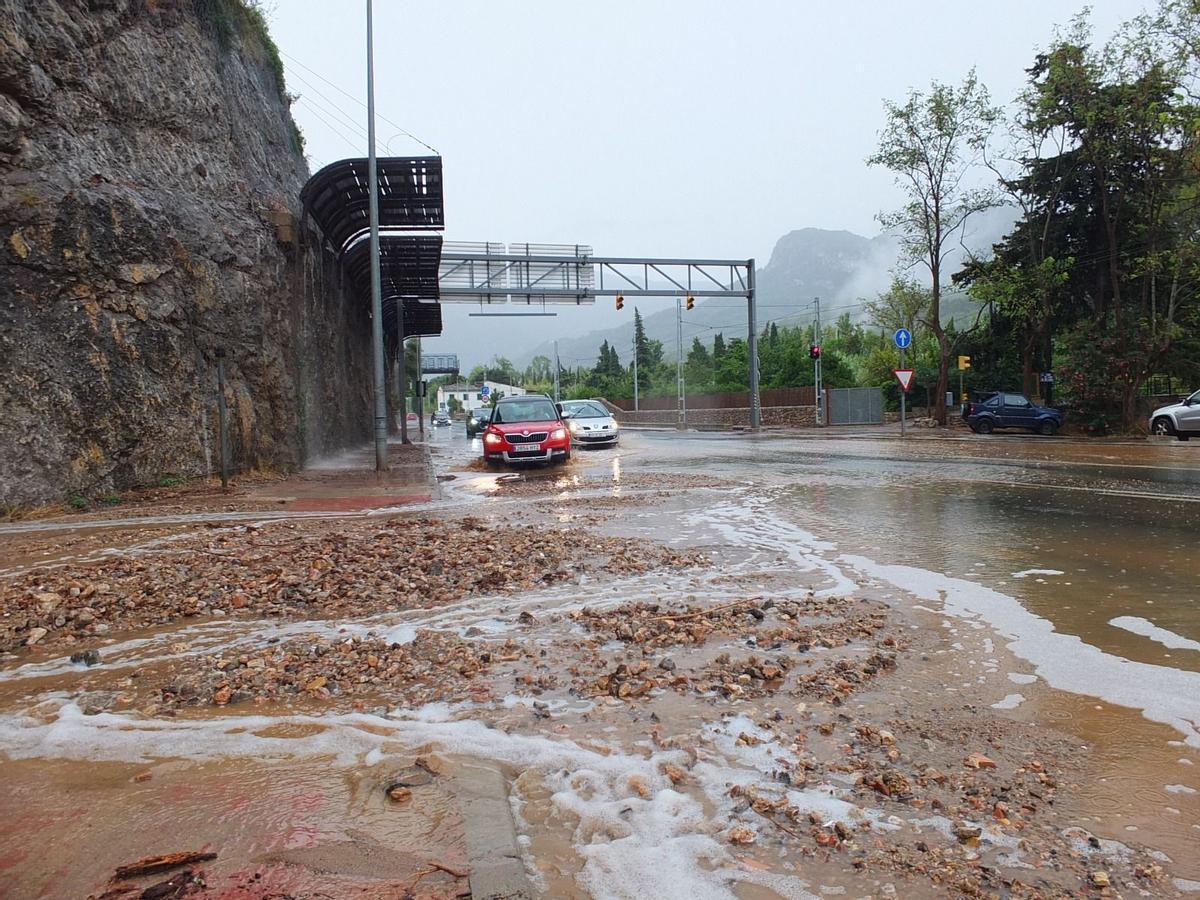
[[893, 368, 915, 393]]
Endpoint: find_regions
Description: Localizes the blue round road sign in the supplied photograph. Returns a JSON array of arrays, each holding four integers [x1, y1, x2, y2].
[[480, 385, 491, 396], [894, 328, 912, 350]]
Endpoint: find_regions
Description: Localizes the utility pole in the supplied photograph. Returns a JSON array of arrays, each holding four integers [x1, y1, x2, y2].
[[813, 297, 823, 427], [365, 0, 387, 470], [676, 297, 685, 429], [632, 332, 639, 411], [748, 259, 760, 430], [899, 343, 907, 438], [553, 340, 560, 402]]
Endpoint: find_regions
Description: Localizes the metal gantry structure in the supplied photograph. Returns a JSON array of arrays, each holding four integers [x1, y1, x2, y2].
[[437, 245, 761, 431]]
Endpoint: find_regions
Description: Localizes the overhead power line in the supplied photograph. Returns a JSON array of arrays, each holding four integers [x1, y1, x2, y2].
[[281, 50, 440, 155]]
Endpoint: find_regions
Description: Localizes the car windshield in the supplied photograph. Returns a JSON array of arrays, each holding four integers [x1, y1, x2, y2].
[[562, 401, 608, 418], [471, 410, 489, 419], [492, 399, 558, 424], [1189, 390, 1200, 404]]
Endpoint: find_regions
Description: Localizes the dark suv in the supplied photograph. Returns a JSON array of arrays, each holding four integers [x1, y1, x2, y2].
[[963, 391, 1063, 436]]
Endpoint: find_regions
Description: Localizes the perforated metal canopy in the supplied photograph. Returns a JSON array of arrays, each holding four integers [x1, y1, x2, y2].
[[300, 156, 444, 254], [383, 296, 442, 340], [342, 234, 442, 302]]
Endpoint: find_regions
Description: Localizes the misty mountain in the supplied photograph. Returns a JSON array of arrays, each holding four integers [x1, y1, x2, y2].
[[422, 209, 1014, 374]]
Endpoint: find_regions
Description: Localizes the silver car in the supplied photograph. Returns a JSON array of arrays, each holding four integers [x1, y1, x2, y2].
[[560, 399, 619, 448], [1150, 389, 1200, 441]]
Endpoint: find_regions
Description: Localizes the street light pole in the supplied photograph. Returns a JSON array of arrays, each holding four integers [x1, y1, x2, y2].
[[632, 332, 639, 412], [365, 0, 387, 470], [553, 340, 560, 402], [416, 336, 425, 437], [814, 297, 823, 427], [748, 260, 760, 430]]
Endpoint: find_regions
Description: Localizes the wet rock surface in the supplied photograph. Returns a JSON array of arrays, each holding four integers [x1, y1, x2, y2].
[[0, 2, 371, 508]]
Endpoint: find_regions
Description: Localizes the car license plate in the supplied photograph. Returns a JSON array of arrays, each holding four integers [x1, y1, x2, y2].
[[514, 443, 541, 452]]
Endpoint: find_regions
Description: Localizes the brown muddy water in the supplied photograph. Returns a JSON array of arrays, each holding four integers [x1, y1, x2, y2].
[[2, 430, 1199, 898]]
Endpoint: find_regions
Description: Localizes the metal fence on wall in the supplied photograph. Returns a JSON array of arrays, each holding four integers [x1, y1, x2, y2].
[[827, 387, 883, 425], [612, 387, 816, 412]]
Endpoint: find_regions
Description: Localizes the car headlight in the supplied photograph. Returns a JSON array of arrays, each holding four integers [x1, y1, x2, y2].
[[569, 421, 580, 433], [551, 428, 567, 441], [484, 432, 502, 446], [610, 421, 619, 431]]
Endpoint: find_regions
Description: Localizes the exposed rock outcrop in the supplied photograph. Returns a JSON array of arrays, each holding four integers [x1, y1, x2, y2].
[[0, 0, 371, 507]]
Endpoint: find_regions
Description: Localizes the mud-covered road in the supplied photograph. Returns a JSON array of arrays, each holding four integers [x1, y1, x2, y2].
[[1, 427, 1197, 899]]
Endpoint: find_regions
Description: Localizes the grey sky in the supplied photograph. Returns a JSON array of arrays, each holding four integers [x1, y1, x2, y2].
[[265, 0, 1141, 369]]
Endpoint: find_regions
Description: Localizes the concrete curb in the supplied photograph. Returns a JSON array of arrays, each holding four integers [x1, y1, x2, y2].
[[454, 760, 538, 899]]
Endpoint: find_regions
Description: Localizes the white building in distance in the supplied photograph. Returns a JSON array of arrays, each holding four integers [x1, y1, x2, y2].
[[435, 380, 526, 412]]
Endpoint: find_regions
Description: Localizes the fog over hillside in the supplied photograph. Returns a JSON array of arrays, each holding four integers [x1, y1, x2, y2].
[[420, 207, 1014, 374]]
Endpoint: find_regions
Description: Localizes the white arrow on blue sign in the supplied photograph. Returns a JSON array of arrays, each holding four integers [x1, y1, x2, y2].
[[480, 385, 491, 396], [893, 328, 912, 350]]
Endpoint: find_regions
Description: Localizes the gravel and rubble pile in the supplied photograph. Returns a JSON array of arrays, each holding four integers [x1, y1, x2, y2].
[[148, 630, 508, 712], [0, 516, 706, 652], [569, 596, 898, 704], [572, 595, 886, 651], [702, 706, 1173, 897], [489, 471, 730, 497]]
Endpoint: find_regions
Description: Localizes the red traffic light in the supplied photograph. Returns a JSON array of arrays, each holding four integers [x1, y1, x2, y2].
[[615, 294, 624, 311], [809, 344, 821, 359]]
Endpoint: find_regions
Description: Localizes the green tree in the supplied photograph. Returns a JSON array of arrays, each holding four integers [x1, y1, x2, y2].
[[869, 69, 1001, 424]]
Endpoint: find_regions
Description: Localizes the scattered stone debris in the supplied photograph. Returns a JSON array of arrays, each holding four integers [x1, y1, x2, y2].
[[150, 631, 504, 712], [1, 517, 705, 652]]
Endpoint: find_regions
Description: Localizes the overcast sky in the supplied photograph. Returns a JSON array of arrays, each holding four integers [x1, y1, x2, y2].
[[265, 0, 1142, 368]]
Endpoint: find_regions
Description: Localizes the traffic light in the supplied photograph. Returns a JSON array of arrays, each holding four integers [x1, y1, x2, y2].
[[958, 355, 972, 370], [615, 294, 624, 311], [686, 294, 694, 311], [809, 344, 821, 360]]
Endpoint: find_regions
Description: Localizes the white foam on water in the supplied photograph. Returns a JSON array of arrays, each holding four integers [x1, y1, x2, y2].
[[0, 700, 814, 900], [1109, 617, 1200, 653], [381, 624, 418, 645], [785, 786, 899, 832], [1012, 569, 1064, 579], [839, 555, 1200, 748], [694, 500, 857, 598], [991, 693, 1026, 710], [1165, 784, 1197, 795], [1008, 672, 1038, 685]]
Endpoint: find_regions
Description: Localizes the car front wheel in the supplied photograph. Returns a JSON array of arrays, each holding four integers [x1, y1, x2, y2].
[[975, 419, 994, 435], [1152, 417, 1177, 438]]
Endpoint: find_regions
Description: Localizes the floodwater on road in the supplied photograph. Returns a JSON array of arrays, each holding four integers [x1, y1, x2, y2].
[[634, 432, 1200, 868], [2, 426, 1198, 897]]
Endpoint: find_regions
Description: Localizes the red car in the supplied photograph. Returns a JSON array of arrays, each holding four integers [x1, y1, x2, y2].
[[482, 394, 572, 466]]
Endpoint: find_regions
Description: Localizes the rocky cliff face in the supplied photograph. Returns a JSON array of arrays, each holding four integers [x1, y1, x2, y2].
[[0, 0, 371, 507]]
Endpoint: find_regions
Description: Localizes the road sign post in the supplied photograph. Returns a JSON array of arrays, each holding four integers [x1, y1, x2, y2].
[[893, 329, 913, 438], [893, 366, 915, 438]]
